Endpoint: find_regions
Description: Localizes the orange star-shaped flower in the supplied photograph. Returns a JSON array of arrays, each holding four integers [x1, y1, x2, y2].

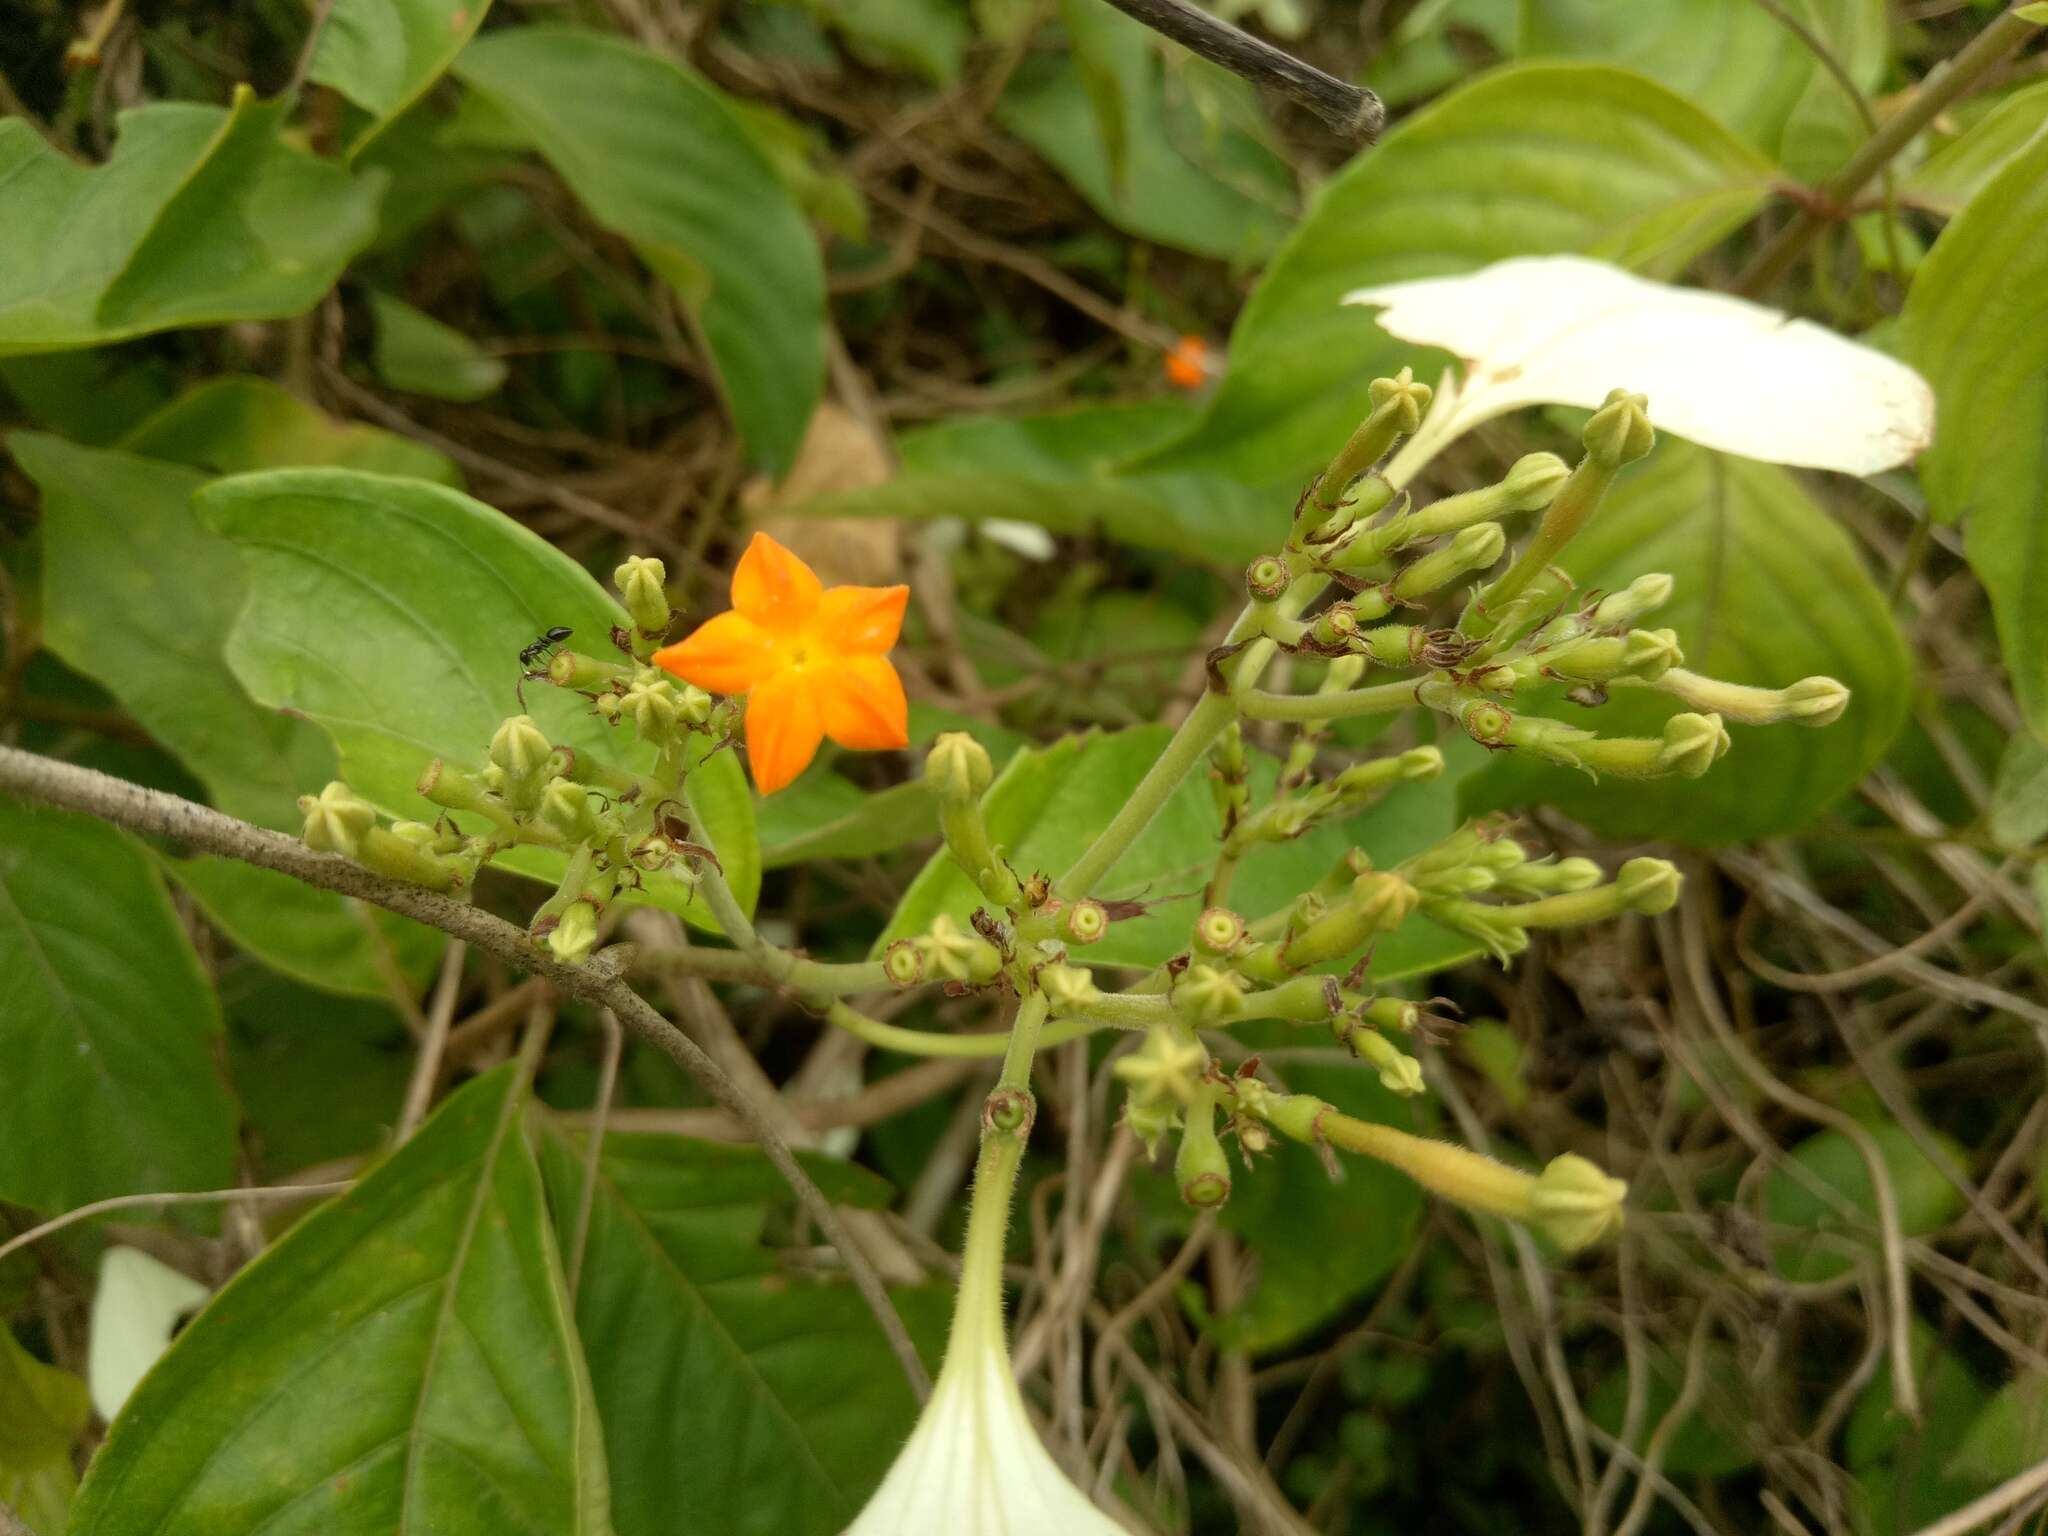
[[653, 532, 910, 794]]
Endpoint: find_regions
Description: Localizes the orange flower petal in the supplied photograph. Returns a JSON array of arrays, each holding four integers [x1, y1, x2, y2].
[[818, 655, 909, 752], [745, 668, 824, 794], [651, 611, 781, 696], [731, 531, 822, 630], [814, 584, 909, 654]]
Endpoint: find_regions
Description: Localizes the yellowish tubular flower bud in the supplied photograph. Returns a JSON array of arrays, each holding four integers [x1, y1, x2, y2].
[[417, 758, 517, 833], [1493, 855, 1604, 898], [1114, 1027, 1209, 1109], [299, 780, 377, 856], [1404, 452, 1571, 543], [924, 732, 993, 802], [927, 736, 1021, 909], [920, 913, 1005, 985], [1540, 627, 1683, 685], [1176, 1095, 1233, 1208], [539, 777, 599, 842], [1392, 522, 1507, 602], [622, 679, 680, 743], [548, 649, 632, 693], [1591, 573, 1675, 628], [1036, 962, 1100, 1014], [1175, 963, 1248, 1026], [547, 900, 600, 964], [1614, 856, 1682, 914], [615, 556, 672, 646], [356, 825, 470, 892], [1528, 1153, 1628, 1251], [489, 713, 554, 787], [1279, 870, 1418, 970], [1347, 1027, 1427, 1096], [1649, 668, 1851, 727], [1307, 370, 1434, 531]]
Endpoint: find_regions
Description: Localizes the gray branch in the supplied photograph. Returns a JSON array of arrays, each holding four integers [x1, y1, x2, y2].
[[0, 744, 930, 1401]]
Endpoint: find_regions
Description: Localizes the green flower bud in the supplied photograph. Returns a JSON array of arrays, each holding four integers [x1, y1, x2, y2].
[[300, 781, 377, 856], [1114, 1027, 1209, 1107], [1195, 906, 1247, 956], [1657, 712, 1730, 777], [1499, 451, 1573, 510], [1494, 855, 1604, 897], [925, 732, 994, 802], [1122, 1095, 1181, 1161], [1037, 962, 1100, 1013], [1591, 573, 1675, 627], [1581, 389, 1655, 469], [1614, 856, 1682, 914], [1176, 963, 1247, 1025], [1246, 555, 1291, 603], [357, 825, 471, 892], [672, 684, 714, 727], [1176, 1099, 1233, 1208], [920, 913, 1004, 985], [539, 777, 599, 842], [1249, 1087, 1328, 1146], [883, 939, 925, 987], [615, 556, 671, 639], [1367, 368, 1432, 434], [622, 678, 680, 741], [1528, 1153, 1627, 1251], [1308, 369, 1433, 529], [1061, 899, 1110, 946], [1348, 1027, 1427, 1096], [548, 900, 600, 965], [1393, 522, 1507, 601], [417, 758, 517, 833], [1778, 675, 1851, 725], [490, 714, 554, 781], [1540, 627, 1682, 684], [550, 649, 633, 693], [1280, 871, 1419, 970], [1652, 669, 1850, 727]]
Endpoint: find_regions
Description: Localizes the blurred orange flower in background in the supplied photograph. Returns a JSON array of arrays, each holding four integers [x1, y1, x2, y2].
[[653, 532, 909, 794]]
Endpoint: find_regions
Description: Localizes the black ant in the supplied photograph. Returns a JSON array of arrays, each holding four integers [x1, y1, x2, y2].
[[516, 626, 573, 708]]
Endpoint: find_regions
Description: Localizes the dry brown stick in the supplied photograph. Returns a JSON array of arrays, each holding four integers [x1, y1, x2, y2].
[[0, 744, 930, 1401], [396, 940, 468, 1141]]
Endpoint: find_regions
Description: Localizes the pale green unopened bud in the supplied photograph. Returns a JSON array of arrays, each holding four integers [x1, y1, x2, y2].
[[1309, 369, 1433, 527], [1592, 573, 1675, 627], [1528, 1153, 1628, 1251], [1176, 963, 1247, 1025], [1114, 1027, 1208, 1108], [490, 714, 554, 781], [1122, 1095, 1180, 1161], [1581, 389, 1655, 468], [1349, 1027, 1426, 1096], [1658, 712, 1730, 777], [1542, 627, 1682, 684], [921, 913, 1004, 985], [925, 732, 993, 802], [1393, 522, 1506, 601], [300, 781, 377, 856], [1176, 1099, 1233, 1208], [1195, 906, 1246, 956], [540, 777, 598, 841], [1061, 899, 1109, 946], [1494, 855, 1604, 897], [672, 684, 714, 727], [1281, 871, 1419, 969], [417, 758, 516, 832], [1037, 962, 1100, 1013], [357, 825, 470, 892], [1614, 857, 1682, 914], [615, 556, 671, 639], [622, 679, 679, 741], [549, 649, 633, 693], [1652, 669, 1850, 727], [548, 900, 599, 965]]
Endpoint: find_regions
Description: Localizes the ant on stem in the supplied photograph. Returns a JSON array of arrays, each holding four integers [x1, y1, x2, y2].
[[516, 626, 573, 709]]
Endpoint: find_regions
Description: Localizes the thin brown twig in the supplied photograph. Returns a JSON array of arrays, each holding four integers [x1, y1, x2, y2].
[[0, 744, 930, 1400]]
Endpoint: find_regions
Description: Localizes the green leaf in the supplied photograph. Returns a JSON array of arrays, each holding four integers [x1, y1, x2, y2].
[[756, 776, 937, 867], [1763, 1119, 1965, 1284], [1902, 79, 2048, 217], [1461, 441, 1912, 841], [787, 400, 1293, 566], [1585, 1343, 1756, 1477], [1129, 63, 1773, 485], [996, 1, 1295, 261], [196, 467, 759, 929], [1845, 1321, 1992, 1534], [535, 1126, 941, 1536], [11, 432, 337, 831], [0, 89, 383, 354], [167, 854, 444, 999], [876, 725, 1479, 979], [308, 0, 494, 157], [1, 1327, 88, 1536], [0, 796, 237, 1213], [799, 0, 968, 83], [1989, 734, 2048, 851], [368, 290, 509, 402], [1946, 1373, 2048, 1486], [123, 374, 463, 484], [1900, 132, 2048, 736], [69, 1067, 614, 1536], [455, 28, 825, 472]]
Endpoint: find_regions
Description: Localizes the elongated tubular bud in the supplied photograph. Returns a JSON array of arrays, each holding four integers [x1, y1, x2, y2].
[[1304, 370, 1433, 533], [1392, 523, 1507, 602], [1645, 669, 1850, 726]]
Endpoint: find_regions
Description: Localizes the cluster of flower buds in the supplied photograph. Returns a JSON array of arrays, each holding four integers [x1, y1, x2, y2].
[[296, 559, 730, 964]]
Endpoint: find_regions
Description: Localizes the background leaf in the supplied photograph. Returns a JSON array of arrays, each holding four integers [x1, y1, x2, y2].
[[0, 796, 237, 1213], [369, 290, 509, 403], [69, 1066, 612, 1536], [1129, 63, 1774, 485], [1902, 78, 2048, 216], [0, 91, 381, 353], [535, 1125, 942, 1536], [1, 1326, 88, 1536], [120, 375, 462, 484], [1900, 131, 2048, 738], [1463, 440, 1912, 841], [455, 28, 826, 472], [309, 0, 495, 156], [197, 467, 760, 928], [1763, 1120, 1965, 1284]]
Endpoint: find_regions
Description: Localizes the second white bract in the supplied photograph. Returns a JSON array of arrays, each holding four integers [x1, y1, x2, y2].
[[1346, 255, 1936, 477]]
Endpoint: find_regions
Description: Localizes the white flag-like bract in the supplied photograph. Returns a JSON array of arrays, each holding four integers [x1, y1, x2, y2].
[[844, 1151, 1130, 1535], [1346, 255, 1935, 476]]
